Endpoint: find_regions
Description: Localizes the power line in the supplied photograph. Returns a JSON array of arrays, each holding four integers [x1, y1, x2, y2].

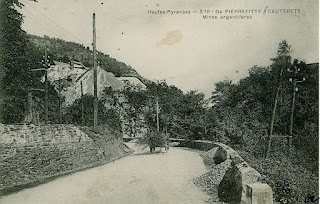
[[21, 0, 86, 45], [22, 0, 85, 44], [22, 8, 72, 40]]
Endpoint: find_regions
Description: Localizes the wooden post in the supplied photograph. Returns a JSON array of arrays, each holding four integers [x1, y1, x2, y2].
[[44, 49, 49, 125], [266, 67, 283, 158], [93, 13, 98, 131]]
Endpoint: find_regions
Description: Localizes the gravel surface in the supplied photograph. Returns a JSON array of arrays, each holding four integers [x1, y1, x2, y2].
[[193, 159, 232, 203]]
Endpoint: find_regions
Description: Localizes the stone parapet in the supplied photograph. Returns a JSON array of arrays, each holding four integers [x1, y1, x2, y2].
[[169, 138, 273, 204]]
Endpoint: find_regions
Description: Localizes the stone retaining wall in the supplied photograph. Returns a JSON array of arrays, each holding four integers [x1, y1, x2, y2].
[[0, 124, 129, 196]]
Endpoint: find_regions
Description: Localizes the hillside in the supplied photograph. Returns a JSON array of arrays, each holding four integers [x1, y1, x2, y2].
[[28, 35, 147, 81]]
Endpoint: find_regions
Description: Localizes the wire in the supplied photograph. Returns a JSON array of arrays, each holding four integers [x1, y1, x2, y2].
[[22, 0, 85, 44], [22, 8, 72, 40], [21, 0, 86, 45]]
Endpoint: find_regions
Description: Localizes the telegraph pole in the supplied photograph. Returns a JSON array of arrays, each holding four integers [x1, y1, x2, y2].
[[288, 79, 296, 157], [93, 13, 98, 131], [266, 67, 284, 158], [58, 78, 62, 124], [44, 49, 49, 125], [30, 50, 49, 124], [288, 61, 305, 157], [81, 81, 85, 126]]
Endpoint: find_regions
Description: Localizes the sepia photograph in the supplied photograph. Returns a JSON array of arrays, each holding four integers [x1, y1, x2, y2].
[[0, 0, 318, 203]]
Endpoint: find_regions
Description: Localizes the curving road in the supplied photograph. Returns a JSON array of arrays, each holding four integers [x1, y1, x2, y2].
[[1, 143, 210, 204]]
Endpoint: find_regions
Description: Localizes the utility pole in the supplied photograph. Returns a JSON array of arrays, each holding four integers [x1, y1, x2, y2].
[[93, 13, 98, 131], [288, 61, 305, 157], [266, 67, 284, 158], [44, 49, 49, 125], [156, 98, 160, 132], [288, 79, 296, 157], [30, 51, 48, 124], [58, 78, 62, 124], [81, 81, 84, 126]]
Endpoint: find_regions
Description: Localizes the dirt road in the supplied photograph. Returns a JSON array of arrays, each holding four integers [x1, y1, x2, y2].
[[1, 143, 210, 204]]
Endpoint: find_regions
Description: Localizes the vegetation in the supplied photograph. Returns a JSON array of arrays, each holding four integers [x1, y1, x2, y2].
[[239, 149, 318, 204], [208, 41, 318, 166], [63, 93, 122, 132], [0, 0, 63, 124], [121, 80, 209, 139]]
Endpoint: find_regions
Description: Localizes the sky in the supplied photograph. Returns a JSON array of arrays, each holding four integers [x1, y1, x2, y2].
[[19, 0, 319, 97]]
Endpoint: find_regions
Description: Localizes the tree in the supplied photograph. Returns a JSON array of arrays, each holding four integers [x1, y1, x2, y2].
[[209, 41, 318, 166], [211, 80, 236, 105], [121, 84, 148, 137], [63, 94, 121, 131], [0, 0, 43, 123]]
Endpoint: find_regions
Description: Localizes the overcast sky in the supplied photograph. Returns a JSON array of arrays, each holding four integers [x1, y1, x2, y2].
[[19, 0, 319, 97]]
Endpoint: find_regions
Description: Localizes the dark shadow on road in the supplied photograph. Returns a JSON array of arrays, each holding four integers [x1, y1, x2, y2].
[[133, 150, 168, 156]]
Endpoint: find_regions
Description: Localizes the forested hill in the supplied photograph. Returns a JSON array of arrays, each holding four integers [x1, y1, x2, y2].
[[28, 34, 146, 80]]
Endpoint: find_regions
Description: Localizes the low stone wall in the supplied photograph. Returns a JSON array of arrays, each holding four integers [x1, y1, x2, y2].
[[169, 138, 216, 151], [0, 124, 129, 196], [169, 138, 273, 204]]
